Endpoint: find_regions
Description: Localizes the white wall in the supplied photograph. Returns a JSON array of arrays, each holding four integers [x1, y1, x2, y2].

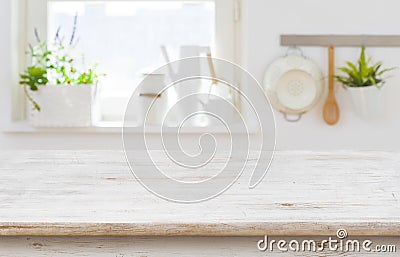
[[2, 0, 400, 150]]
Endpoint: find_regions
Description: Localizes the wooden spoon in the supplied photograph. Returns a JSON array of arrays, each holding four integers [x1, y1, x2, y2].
[[206, 53, 218, 85], [323, 45, 340, 125]]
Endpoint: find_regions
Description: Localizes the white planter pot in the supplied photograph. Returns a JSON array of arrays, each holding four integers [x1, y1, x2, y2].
[[347, 85, 382, 118], [29, 84, 96, 127]]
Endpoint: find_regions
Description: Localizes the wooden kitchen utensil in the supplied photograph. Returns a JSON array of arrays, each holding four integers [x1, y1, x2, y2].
[[323, 45, 340, 125], [206, 53, 218, 85]]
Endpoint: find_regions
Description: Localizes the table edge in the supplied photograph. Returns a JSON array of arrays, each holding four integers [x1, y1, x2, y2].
[[1, 221, 399, 237]]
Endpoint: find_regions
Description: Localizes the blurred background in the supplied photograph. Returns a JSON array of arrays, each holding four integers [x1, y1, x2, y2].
[[1, 0, 400, 150]]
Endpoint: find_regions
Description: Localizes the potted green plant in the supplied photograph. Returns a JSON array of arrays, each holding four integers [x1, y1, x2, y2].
[[335, 45, 395, 118], [20, 18, 104, 127]]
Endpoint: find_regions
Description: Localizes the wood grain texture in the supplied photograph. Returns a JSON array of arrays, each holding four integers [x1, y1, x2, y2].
[[0, 236, 398, 256], [0, 150, 399, 237]]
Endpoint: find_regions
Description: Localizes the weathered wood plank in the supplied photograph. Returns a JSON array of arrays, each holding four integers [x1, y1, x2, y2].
[[0, 221, 399, 237], [0, 236, 398, 256], [0, 151, 399, 236]]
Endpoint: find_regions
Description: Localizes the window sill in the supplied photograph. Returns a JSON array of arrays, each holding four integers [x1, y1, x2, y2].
[[2, 121, 259, 134], [3, 121, 123, 134]]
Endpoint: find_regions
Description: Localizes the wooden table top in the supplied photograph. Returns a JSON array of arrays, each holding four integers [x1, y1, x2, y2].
[[0, 150, 399, 237]]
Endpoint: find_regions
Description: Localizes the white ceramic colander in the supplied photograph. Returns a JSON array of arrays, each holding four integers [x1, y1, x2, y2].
[[263, 51, 325, 122]]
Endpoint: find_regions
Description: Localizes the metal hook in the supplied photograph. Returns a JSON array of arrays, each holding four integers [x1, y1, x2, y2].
[[285, 45, 305, 58]]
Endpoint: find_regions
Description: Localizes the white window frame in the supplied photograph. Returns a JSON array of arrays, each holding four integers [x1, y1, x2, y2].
[[3, 0, 240, 132]]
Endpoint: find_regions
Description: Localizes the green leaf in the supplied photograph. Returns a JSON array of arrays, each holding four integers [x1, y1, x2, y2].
[[335, 45, 395, 88]]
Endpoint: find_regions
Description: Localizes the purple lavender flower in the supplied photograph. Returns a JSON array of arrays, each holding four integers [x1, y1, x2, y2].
[[69, 13, 78, 45], [34, 28, 41, 42]]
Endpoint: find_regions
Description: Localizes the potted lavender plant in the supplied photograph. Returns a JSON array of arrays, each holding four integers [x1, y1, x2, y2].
[[20, 16, 104, 127]]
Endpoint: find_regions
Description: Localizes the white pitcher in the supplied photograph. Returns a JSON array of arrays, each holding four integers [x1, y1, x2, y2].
[[160, 45, 211, 82], [160, 45, 212, 126]]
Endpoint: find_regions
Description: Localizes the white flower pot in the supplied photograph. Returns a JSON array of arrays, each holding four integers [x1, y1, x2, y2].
[[347, 85, 382, 118], [29, 84, 96, 127]]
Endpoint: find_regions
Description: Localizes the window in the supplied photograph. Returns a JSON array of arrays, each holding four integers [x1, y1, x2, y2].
[[25, 0, 236, 125]]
